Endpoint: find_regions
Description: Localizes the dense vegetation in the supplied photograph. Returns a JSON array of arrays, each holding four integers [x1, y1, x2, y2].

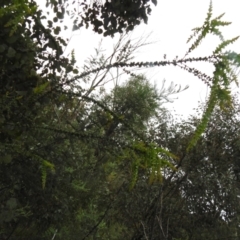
[[1, 0, 240, 239]]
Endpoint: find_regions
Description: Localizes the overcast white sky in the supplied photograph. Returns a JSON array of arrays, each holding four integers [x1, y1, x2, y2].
[[38, 0, 240, 118]]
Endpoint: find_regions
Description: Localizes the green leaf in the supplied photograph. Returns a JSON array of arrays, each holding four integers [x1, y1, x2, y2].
[[41, 160, 55, 189], [42, 160, 55, 171], [1, 155, 12, 164], [41, 166, 47, 189], [33, 82, 49, 94], [48, 20, 53, 27], [214, 36, 239, 54], [6, 198, 17, 209], [0, 44, 7, 53], [57, 11, 64, 19], [152, 0, 157, 6], [72, 24, 78, 31], [54, 26, 61, 35], [73, 69, 79, 74], [7, 47, 16, 58]]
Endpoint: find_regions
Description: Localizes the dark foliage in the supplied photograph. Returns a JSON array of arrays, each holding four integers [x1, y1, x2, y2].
[[46, 0, 157, 37], [1, 0, 240, 239]]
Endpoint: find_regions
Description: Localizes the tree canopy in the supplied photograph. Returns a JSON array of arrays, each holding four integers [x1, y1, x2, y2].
[[0, 0, 240, 239], [46, 0, 157, 36]]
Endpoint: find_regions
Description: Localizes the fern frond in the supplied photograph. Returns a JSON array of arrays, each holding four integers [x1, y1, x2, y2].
[[33, 82, 50, 94], [214, 13, 225, 20], [41, 165, 47, 190], [187, 27, 202, 44], [211, 19, 231, 27], [128, 142, 176, 189], [214, 37, 239, 54], [186, 27, 210, 55], [206, 0, 213, 23], [216, 87, 232, 111], [42, 159, 55, 172], [129, 161, 139, 190], [187, 54, 234, 151], [185, 1, 236, 57], [210, 28, 224, 41], [213, 60, 229, 86], [41, 160, 55, 189], [149, 158, 173, 184], [185, 1, 212, 55], [30, 155, 55, 189], [187, 80, 218, 151]]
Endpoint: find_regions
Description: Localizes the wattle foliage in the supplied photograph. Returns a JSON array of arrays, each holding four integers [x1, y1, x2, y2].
[[0, 0, 240, 239]]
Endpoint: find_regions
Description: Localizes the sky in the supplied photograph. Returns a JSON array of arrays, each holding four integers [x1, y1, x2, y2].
[[37, 0, 240, 118]]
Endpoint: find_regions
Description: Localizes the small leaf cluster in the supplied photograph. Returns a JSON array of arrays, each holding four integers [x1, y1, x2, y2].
[[47, 0, 157, 37]]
